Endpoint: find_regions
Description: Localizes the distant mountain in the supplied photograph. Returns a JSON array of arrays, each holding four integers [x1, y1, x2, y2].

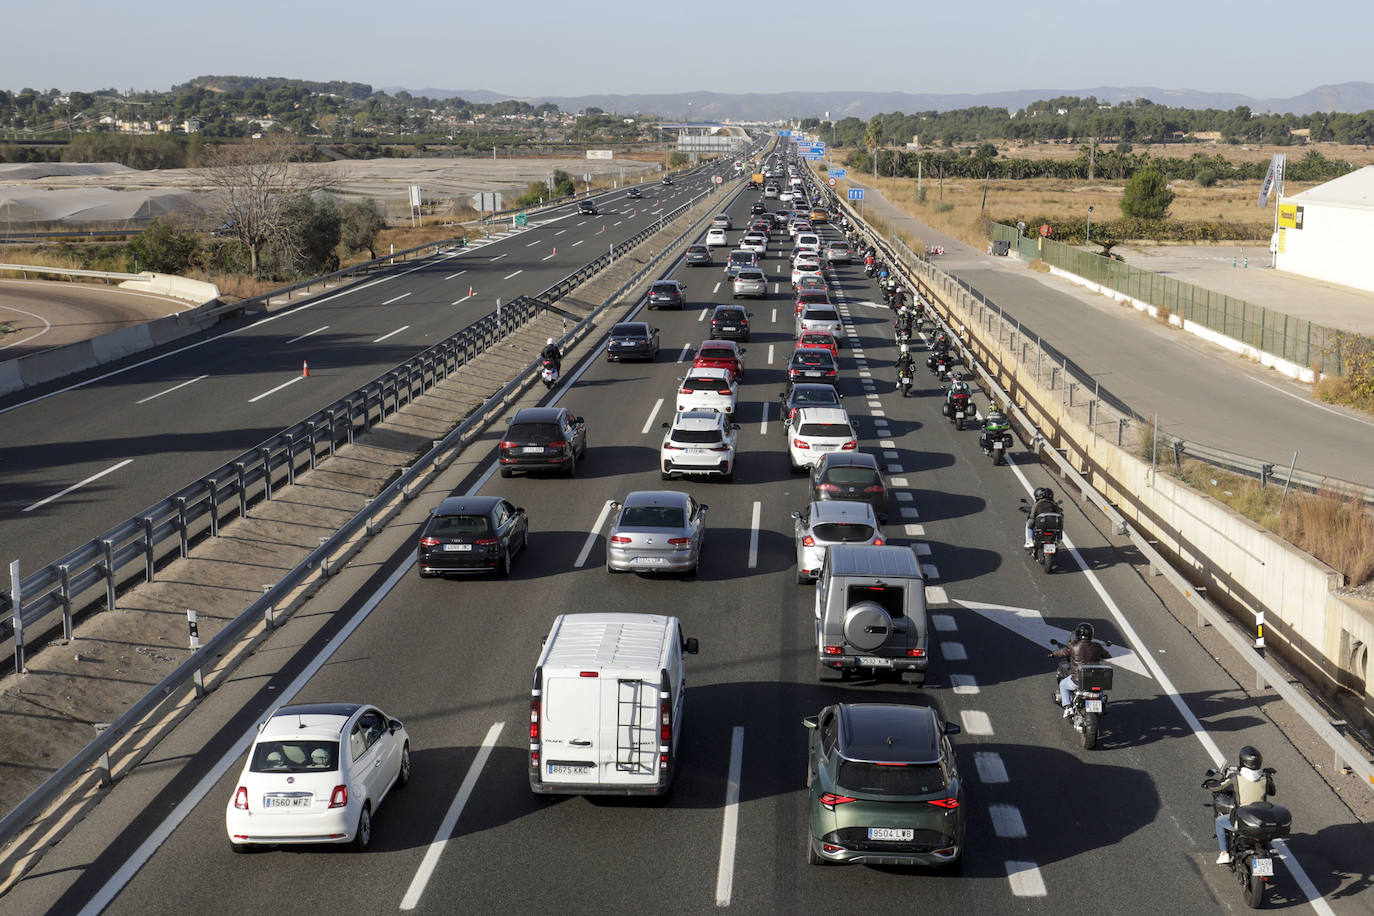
[[379, 87, 510, 103], [386, 83, 1374, 119]]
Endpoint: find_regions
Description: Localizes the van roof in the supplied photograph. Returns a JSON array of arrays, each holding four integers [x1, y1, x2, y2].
[[542, 613, 674, 671], [827, 544, 924, 579]]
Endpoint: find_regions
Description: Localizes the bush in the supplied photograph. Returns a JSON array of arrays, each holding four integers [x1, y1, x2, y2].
[[1194, 167, 1218, 187], [1120, 166, 1175, 219], [124, 218, 200, 274]]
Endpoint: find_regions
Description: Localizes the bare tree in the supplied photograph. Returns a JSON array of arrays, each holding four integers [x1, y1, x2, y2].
[[196, 137, 336, 276]]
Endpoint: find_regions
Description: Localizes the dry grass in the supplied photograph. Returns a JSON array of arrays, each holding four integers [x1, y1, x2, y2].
[[996, 140, 1374, 166], [1315, 375, 1374, 413]]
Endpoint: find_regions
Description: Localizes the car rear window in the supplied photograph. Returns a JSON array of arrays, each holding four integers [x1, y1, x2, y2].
[[430, 515, 492, 536], [799, 422, 852, 437], [792, 351, 832, 367], [728, 252, 754, 264], [651, 283, 678, 294], [509, 422, 562, 443], [612, 324, 647, 337], [836, 761, 944, 797], [825, 467, 879, 486], [735, 271, 764, 282], [681, 376, 724, 391], [620, 506, 686, 528], [801, 334, 833, 346], [799, 292, 829, 304], [794, 389, 839, 406], [251, 740, 340, 773], [813, 523, 875, 542], [847, 583, 906, 618], [715, 309, 747, 321], [804, 308, 840, 321], [671, 428, 724, 445]]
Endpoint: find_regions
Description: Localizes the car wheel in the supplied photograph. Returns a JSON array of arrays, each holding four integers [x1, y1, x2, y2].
[[565, 453, 577, 478], [722, 469, 733, 483], [500, 467, 513, 479], [497, 547, 512, 578], [350, 805, 371, 852], [396, 743, 411, 788]]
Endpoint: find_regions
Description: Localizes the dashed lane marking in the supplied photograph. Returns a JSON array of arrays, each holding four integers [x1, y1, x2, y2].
[[960, 710, 994, 736], [974, 752, 1009, 784], [925, 585, 948, 604], [942, 642, 967, 661], [950, 674, 980, 695], [990, 805, 1028, 839], [1005, 861, 1047, 897], [932, 614, 957, 632]]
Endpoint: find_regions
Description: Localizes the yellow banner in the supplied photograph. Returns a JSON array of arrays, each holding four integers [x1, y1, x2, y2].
[[1278, 203, 1303, 230]]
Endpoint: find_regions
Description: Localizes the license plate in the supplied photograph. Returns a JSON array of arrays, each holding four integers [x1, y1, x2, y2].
[[857, 656, 894, 667], [633, 556, 667, 565], [956, 411, 965, 419], [686, 449, 711, 456], [868, 827, 914, 841], [1251, 858, 1274, 877], [994, 441, 1005, 449], [521, 446, 543, 454], [263, 795, 311, 809], [805, 371, 823, 377], [547, 764, 593, 777], [1043, 544, 1057, 554], [1084, 698, 1104, 713], [722, 326, 737, 331], [443, 543, 472, 552]]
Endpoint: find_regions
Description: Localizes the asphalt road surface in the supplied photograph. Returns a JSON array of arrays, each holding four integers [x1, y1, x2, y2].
[[0, 279, 190, 359], [4, 166, 1370, 916]]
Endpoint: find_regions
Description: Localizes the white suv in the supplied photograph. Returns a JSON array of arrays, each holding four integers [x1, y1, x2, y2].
[[661, 410, 739, 481], [788, 406, 857, 473], [676, 366, 737, 416]]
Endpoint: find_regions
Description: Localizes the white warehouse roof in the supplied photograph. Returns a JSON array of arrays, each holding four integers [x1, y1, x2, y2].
[[1286, 165, 1374, 211]]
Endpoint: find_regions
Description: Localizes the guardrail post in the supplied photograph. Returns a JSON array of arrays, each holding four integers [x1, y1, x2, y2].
[[187, 608, 204, 697], [207, 478, 220, 537], [142, 517, 156, 581], [1117, 419, 1129, 447], [307, 426, 318, 471], [361, 391, 372, 432], [94, 724, 111, 785], [262, 585, 275, 631], [1067, 383, 1077, 407], [259, 448, 273, 501], [58, 564, 73, 642], [235, 462, 248, 518], [10, 560, 25, 674], [319, 537, 332, 577], [175, 498, 189, 558], [285, 435, 296, 486], [102, 540, 116, 611]]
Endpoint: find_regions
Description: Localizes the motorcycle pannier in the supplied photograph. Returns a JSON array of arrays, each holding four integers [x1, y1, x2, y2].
[[1234, 802, 1291, 839], [1076, 664, 1113, 692]]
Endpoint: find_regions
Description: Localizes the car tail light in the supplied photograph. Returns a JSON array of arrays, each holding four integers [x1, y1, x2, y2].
[[927, 796, 961, 809], [711, 445, 730, 452], [529, 699, 540, 740], [668, 537, 691, 546], [822, 843, 844, 853], [233, 786, 248, 810], [819, 793, 857, 810], [419, 537, 441, 546], [610, 535, 631, 544], [498, 440, 515, 451], [548, 440, 568, 450], [329, 785, 348, 809], [817, 483, 839, 493], [679, 388, 691, 395], [825, 369, 836, 377], [907, 648, 926, 658], [793, 439, 810, 449], [842, 441, 857, 450], [474, 537, 498, 546], [873, 538, 885, 546], [663, 442, 682, 450], [660, 698, 672, 743], [863, 485, 884, 493], [717, 388, 732, 395], [823, 645, 842, 656], [801, 535, 815, 547], [579, 671, 599, 678]]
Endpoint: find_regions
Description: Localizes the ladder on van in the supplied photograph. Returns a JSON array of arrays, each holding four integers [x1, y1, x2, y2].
[[615, 679, 655, 774]]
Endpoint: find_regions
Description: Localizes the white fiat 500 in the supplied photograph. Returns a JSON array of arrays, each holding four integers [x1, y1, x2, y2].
[[226, 703, 410, 852]]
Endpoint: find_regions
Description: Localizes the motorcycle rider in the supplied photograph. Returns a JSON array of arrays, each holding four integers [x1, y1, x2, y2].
[[539, 337, 562, 374], [1050, 622, 1112, 717], [1211, 746, 1276, 865], [895, 342, 916, 379], [980, 405, 1012, 452], [1024, 485, 1060, 549]]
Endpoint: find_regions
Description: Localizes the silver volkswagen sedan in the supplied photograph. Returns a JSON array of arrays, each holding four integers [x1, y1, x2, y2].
[[606, 490, 708, 575]]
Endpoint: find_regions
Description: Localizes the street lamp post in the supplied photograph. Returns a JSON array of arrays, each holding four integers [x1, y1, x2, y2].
[[1086, 206, 1094, 246]]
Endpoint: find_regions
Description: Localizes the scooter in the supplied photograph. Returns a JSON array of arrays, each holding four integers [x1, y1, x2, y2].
[[1202, 767, 1290, 908], [540, 358, 560, 389], [1048, 641, 1113, 750]]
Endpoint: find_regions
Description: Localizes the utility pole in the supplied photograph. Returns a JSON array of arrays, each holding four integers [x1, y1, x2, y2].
[[1089, 137, 1096, 181]]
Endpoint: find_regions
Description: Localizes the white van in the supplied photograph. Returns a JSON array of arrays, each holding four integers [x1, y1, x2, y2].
[[529, 613, 699, 796]]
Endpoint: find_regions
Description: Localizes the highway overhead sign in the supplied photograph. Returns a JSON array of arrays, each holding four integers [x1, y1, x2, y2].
[[847, 189, 864, 201], [831, 168, 846, 177]]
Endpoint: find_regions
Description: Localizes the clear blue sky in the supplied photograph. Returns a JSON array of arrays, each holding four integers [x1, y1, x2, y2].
[[3, 0, 1369, 100]]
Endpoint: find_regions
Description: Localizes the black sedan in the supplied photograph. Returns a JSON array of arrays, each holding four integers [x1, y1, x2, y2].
[[750, 201, 767, 215], [810, 451, 889, 522], [779, 383, 843, 430], [578, 200, 598, 215], [607, 321, 661, 362], [647, 280, 686, 310], [417, 496, 528, 578], [627, 187, 642, 199]]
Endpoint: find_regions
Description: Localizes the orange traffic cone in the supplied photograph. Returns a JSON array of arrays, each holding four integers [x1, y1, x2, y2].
[[553, 248, 557, 256], [468, 285, 474, 297], [302, 360, 310, 378]]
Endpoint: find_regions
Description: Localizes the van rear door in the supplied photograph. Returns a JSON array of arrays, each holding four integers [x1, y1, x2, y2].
[[541, 675, 602, 786], [600, 675, 659, 787]]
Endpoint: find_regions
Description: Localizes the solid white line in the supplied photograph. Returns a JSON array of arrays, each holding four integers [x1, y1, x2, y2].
[[748, 501, 762, 568], [1005, 861, 1047, 897], [642, 398, 664, 435], [444, 270, 467, 280], [760, 401, 770, 436], [677, 344, 693, 362], [503, 270, 522, 280], [135, 374, 207, 405], [285, 325, 328, 345], [381, 293, 411, 305], [399, 721, 505, 910], [248, 374, 305, 403], [0, 304, 52, 350], [574, 499, 616, 568], [23, 459, 133, 512], [75, 555, 416, 916], [374, 325, 410, 343], [715, 726, 745, 907]]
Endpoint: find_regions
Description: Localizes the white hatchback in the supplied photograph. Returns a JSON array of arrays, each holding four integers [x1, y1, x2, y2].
[[792, 258, 825, 287], [676, 366, 738, 416], [787, 406, 857, 473], [705, 227, 729, 247], [226, 702, 410, 852], [739, 232, 768, 257], [661, 410, 739, 481]]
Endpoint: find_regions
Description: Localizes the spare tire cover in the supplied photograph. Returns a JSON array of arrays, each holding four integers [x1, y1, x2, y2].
[[842, 601, 893, 652]]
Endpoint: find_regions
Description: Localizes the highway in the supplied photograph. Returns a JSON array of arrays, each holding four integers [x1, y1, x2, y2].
[[0, 161, 735, 577], [4, 161, 1370, 915]]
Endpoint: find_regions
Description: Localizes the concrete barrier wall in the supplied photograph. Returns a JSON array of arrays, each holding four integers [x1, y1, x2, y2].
[[914, 258, 1374, 725], [117, 273, 220, 305]]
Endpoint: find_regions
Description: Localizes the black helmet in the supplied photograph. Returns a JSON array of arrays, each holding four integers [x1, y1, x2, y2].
[[1034, 486, 1054, 502], [1074, 622, 1095, 642], [1239, 746, 1262, 769]]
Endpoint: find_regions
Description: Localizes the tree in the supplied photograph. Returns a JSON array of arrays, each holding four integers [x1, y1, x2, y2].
[[340, 198, 385, 259], [276, 193, 341, 276], [1120, 166, 1174, 219], [124, 218, 201, 274]]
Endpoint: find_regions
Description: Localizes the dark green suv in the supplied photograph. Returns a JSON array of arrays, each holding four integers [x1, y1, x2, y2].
[[804, 703, 964, 868]]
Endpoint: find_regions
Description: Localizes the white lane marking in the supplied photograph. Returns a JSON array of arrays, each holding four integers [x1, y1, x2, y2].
[[906, 524, 926, 537], [895, 492, 914, 502], [451, 294, 473, 305], [571, 239, 584, 247], [960, 710, 993, 735], [974, 752, 1009, 784], [715, 727, 745, 907], [285, 325, 329, 345], [773, 284, 780, 296], [444, 270, 467, 280], [381, 292, 411, 305], [136, 375, 207, 405], [932, 614, 957, 632], [748, 502, 762, 568], [613, 221, 622, 227], [677, 344, 693, 362], [925, 585, 948, 604], [889, 464, 905, 475], [74, 553, 416, 916], [574, 500, 616, 568], [890, 477, 908, 486], [713, 282, 722, 295], [880, 439, 896, 448], [913, 543, 932, 557], [767, 344, 775, 364], [1005, 861, 1047, 897], [697, 309, 708, 322], [771, 307, 777, 322], [1273, 839, 1337, 916], [990, 804, 1028, 839], [554, 229, 566, 235], [490, 253, 508, 261], [576, 220, 587, 226], [526, 239, 541, 247], [374, 325, 410, 343], [642, 398, 664, 435], [247, 374, 305, 403], [503, 270, 522, 280], [1249, 374, 1374, 429], [0, 304, 52, 350], [950, 674, 980, 695], [760, 401, 771, 436], [542, 252, 557, 261], [920, 563, 939, 579], [942, 642, 967, 661], [872, 409, 886, 417], [23, 459, 134, 513], [400, 721, 505, 910]]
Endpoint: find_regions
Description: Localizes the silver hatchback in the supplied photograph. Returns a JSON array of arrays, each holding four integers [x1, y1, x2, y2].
[[607, 491, 709, 575], [792, 501, 885, 583], [732, 268, 767, 299]]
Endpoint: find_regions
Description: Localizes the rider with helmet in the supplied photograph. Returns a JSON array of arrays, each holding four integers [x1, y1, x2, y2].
[[943, 376, 970, 410], [1050, 622, 1112, 716], [895, 341, 916, 378], [1211, 746, 1276, 864], [1025, 486, 1060, 549], [980, 405, 1013, 452], [540, 337, 563, 374]]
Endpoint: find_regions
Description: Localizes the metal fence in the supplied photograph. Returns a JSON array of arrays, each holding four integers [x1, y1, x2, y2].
[[988, 223, 1345, 374]]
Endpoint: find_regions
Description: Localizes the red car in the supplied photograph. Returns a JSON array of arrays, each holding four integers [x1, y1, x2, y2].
[[796, 330, 838, 357], [693, 340, 745, 382], [794, 288, 831, 316]]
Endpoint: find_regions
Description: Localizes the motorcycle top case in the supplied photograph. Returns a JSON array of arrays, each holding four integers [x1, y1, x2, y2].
[[1234, 802, 1291, 839], [1076, 663, 1113, 692]]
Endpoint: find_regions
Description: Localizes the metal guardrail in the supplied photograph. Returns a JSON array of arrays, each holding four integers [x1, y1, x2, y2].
[[832, 184, 1374, 790], [0, 263, 143, 282]]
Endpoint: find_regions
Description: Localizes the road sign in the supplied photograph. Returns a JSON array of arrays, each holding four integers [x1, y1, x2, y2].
[[713, 175, 723, 185], [514, 213, 529, 227], [847, 189, 864, 201], [778, 129, 793, 137], [831, 168, 847, 178], [827, 177, 836, 186]]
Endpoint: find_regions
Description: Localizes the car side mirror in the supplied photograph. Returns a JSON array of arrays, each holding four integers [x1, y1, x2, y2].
[[791, 511, 801, 519], [731, 424, 740, 431], [389, 719, 403, 734], [683, 637, 699, 655], [802, 715, 818, 730], [661, 422, 670, 429], [699, 504, 709, 512], [944, 721, 961, 735], [516, 507, 524, 514]]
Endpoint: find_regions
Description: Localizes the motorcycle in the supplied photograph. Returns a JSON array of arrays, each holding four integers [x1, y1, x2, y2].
[[894, 320, 912, 342], [1048, 640, 1113, 750], [927, 348, 951, 377], [942, 389, 971, 430], [539, 358, 560, 389], [980, 428, 1012, 465], [1019, 497, 1064, 573], [1202, 767, 1290, 909], [897, 366, 913, 398]]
